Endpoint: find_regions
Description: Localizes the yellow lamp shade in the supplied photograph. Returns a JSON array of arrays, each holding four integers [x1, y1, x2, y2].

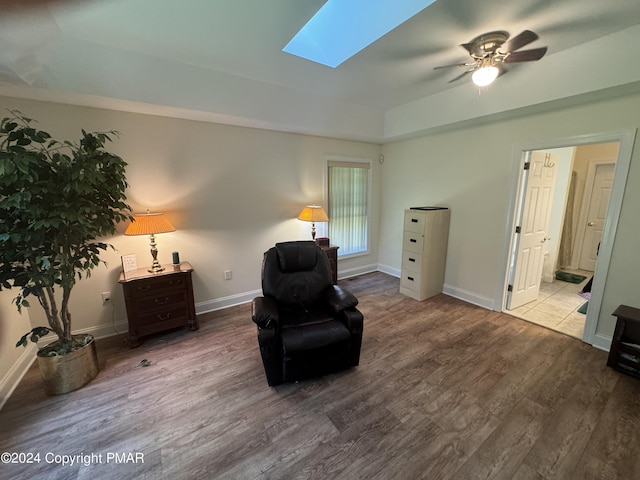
[[297, 206, 329, 223], [124, 213, 175, 236], [124, 212, 175, 273]]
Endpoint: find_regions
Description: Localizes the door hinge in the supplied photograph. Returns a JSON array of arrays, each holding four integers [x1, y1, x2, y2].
[[523, 162, 530, 170], [515, 226, 521, 234], [507, 284, 513, 292]]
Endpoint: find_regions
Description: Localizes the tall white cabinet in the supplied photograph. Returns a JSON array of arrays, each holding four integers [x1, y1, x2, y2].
[[399, 207, 450, 301]]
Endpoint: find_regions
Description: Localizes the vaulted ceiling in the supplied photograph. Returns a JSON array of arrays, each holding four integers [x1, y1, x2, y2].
[[2, 0, 640, 142]]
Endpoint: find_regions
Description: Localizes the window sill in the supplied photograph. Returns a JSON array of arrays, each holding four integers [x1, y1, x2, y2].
[[337, 249, 370, 260]]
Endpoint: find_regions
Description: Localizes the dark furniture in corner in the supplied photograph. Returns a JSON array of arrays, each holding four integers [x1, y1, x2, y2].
[[608, 305, 640, 378], [320, 244, 339, 284], [119, 262, 198, 347], [251, 241, 363, 386]]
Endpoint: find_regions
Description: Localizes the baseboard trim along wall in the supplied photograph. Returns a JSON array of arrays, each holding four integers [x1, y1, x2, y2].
[[0, 343, 37, 411], [443, 284, 497, 311], [377, 263, 401, 278], [196, 289, 262, 315], [592, 332, 613, 352], [339, 263, 379, 280]]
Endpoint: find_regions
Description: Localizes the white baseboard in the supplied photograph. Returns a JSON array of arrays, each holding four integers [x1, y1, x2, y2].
[[591, 332, 612, 352], [196, 289, 261, 315], [0, 343, 37, 411], [377, 263, 401, 278], [442, 284, 496, 311], [338, 263, 379, 280], [75, 320, 130, 339]]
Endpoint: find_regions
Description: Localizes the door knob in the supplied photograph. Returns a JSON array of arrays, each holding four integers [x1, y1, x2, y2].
[[588, 222, 594, 226]]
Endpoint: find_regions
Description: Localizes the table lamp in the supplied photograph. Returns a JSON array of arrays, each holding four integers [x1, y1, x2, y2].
[[124, 211, 176, 273], [297, 205, 329, 240]]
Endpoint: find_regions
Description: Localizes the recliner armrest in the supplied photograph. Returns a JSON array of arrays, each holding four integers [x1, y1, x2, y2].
[[325, 285, 359, 313], [252, 296, 279, 328]]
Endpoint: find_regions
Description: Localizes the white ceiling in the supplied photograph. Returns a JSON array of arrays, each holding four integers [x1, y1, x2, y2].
[[2, 0, 640, 142]]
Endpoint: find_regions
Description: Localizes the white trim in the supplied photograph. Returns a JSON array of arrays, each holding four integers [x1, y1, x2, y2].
[[377, 263, 401, 278], [196, 289, 261, 314], [498, 129, 637, 348], [592, 333, 613, 352], [74, 321, 130, 339], [443, 284, 496, 311], [338, 263, 378, 280], [0, 343, 37, 411]]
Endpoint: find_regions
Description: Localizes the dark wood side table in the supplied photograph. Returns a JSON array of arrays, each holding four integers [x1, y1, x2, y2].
[[608, 304, 640, 378], [320, 245, 339, 284], [119, 262, 198, 347]]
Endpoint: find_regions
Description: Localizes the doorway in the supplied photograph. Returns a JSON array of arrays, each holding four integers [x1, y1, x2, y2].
[[499, 130, 636, 348]]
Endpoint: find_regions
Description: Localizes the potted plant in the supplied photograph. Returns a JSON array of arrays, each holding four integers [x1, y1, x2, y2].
[[0, 110, 132, 395]]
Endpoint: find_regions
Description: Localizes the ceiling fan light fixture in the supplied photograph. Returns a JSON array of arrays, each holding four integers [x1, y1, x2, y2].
[[472, 65, 499, 87]]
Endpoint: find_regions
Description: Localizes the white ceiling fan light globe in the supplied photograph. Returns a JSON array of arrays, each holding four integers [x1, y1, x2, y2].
[[472, 66, 499, 87]]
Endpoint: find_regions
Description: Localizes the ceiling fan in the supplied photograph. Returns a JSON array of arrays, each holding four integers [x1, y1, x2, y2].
[[434, 30, 547, 87]]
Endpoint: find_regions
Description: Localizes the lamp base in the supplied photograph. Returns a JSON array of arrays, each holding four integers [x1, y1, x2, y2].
[[148, 262, 165, 274], [147, 234, 165, 273]]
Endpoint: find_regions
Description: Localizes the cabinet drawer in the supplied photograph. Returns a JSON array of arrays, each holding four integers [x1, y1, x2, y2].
[[136, 305, 188, 329], [134, 291, 187, 313], [401, 251, 422, 273], [404, 211, 426, 233], [403, 233, 424, 253], [131, 275, 187, 296], [400, 271, 422, 292]]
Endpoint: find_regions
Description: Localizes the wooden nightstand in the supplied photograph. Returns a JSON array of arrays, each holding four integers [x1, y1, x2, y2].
[[608, 305, 640, 378], [119, 262, 198, 347], [320, 245, 339, 284]]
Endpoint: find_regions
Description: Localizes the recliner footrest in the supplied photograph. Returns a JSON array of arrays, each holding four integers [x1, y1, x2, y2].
[[281, 320, 350, 354]]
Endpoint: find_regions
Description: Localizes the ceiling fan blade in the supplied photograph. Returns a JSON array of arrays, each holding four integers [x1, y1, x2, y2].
[[504, 47, 548, 63], [504, 30, 538, 53], [434, 62, 475, 70], [448, 69, 474, 83]]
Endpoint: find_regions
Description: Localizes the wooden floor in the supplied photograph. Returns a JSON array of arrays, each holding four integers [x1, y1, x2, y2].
[[2, 272, 639, 480]]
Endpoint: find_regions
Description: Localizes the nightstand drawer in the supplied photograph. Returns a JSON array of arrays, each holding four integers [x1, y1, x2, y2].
[[131, 275, 187, 296], [134, 291, 187, 313], [137, 305, 189, 328]]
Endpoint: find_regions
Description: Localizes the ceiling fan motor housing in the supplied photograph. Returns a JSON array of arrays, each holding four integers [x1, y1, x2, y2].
[[466, 31, 509, 59]]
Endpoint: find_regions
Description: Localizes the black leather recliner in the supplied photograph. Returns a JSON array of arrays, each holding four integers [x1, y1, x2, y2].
[[251, 241, 364, 386]]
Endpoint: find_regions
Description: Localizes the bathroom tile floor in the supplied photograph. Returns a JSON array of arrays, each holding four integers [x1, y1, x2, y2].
[[507, 271, 592, 340]]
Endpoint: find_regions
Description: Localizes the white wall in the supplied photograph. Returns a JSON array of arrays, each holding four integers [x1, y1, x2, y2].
[[379, 91, 640, 342], [0, 95, 382, 397]]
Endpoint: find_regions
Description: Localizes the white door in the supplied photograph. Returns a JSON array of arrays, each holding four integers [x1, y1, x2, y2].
[[579, 163, 614, 271], [507, 152, 558, 310]]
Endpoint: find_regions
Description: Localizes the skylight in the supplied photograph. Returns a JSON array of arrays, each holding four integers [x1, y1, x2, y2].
[[283, 0, 437, 68]]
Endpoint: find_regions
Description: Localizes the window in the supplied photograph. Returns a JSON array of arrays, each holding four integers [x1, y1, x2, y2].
[[327, 159, 370, 256]]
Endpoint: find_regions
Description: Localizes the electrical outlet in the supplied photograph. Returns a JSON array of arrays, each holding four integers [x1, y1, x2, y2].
[[101, 292, 112, 304], [224, 270, 232, 280]]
